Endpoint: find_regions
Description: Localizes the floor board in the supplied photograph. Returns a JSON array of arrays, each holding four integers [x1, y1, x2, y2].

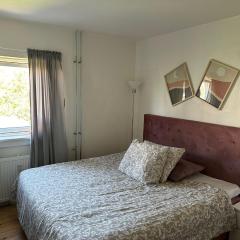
[[0, 205, 26, 240]]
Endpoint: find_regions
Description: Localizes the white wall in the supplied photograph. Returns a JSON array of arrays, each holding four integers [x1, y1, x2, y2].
[[0, 18, 136, 160], [81, 32, 135, 158], [135, 15, 240, 140]]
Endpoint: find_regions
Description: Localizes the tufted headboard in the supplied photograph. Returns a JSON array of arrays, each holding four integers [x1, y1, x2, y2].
[[143, 114, 240, 186]]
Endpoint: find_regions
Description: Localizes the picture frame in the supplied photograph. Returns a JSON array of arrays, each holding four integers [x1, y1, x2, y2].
[[196, 59, 240, 110], [164, 63, 194, 106]]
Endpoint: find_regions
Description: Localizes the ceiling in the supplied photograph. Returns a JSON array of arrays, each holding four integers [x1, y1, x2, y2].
[[1, 0, 240, 39]]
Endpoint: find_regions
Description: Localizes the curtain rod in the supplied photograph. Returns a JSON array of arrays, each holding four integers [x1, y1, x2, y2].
[[0, 46, 26, 53]]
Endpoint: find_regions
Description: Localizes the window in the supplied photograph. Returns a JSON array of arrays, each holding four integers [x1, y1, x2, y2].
[[0, 56, 30, 141]]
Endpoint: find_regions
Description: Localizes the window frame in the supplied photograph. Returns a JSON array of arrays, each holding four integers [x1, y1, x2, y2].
[[0, 55, 30, 143]]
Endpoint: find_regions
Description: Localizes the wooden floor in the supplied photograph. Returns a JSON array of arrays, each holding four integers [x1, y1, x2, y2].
[[0, 205, 26, 240]]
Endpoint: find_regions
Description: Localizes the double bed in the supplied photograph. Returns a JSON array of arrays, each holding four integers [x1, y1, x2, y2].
[[17, 115, 240, 240]]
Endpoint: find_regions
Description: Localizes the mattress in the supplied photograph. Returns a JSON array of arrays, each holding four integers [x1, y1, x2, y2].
[[17, 153, 236, 240], [187, 173, 240, 199]]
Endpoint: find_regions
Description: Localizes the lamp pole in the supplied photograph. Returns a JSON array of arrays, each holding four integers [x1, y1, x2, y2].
[[128, 80, 142, 140], [131, 88, 136, 140]]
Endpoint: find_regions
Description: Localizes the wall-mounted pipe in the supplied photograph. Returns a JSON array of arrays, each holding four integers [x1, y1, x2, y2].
[[73, 30, 82, 160]]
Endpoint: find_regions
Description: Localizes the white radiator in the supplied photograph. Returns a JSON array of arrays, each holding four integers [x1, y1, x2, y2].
[[0, 155, 30, 203]]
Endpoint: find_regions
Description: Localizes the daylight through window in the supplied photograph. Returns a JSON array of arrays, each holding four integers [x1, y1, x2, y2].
[[0, 56, 30, 140]]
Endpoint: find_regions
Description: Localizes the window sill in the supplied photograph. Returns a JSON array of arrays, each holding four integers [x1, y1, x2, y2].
[[0, 126, 31, 148], [0, 137, 30, 149]]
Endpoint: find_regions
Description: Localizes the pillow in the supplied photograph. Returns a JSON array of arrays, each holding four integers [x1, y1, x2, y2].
[[144, 141, 185, 183], [119, 139, 169, 184], [168, 159, 205, 182], [160, 146, 185, 182]]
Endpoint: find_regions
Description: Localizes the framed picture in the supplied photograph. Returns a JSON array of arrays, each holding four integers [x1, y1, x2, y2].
[[196, 59, 239, 109], [165, 63, 194, 106]]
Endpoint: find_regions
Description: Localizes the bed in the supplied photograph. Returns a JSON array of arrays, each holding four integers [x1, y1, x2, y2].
[[17, 114, 240, 240]]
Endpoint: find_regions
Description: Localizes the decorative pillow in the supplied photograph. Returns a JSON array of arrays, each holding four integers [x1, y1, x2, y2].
[[119, 139, 169, 184], [160, 146, 185, 182], [144, 141, 185, 182], [168, 159, 205, 182]]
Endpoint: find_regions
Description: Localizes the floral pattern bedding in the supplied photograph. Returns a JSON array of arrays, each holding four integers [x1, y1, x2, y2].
[[17, 152, 236, 240], [119, 140, 169, 184]]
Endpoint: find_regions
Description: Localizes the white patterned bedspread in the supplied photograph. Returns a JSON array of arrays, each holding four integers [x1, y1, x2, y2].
[[17, 153, 236, 240]]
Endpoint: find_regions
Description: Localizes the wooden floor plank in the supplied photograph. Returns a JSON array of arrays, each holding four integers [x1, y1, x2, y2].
[[0, 205, 26, 240]]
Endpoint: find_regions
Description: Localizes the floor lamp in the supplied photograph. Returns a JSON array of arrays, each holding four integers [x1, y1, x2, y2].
[[128, 80, 142, 140]]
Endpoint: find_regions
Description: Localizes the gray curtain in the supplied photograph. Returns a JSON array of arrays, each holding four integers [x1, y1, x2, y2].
[[28, 49, 68, 167]]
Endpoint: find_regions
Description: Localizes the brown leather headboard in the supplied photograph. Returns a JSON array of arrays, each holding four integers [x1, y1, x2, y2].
[[143, 114, 240, 186]]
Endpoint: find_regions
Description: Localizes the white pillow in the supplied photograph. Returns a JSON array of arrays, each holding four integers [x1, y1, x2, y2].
[[119, 139, 169, 184], [187, 173, 240, 199]]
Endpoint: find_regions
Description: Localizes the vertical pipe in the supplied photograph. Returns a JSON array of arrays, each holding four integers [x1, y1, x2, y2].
[[73, 31, 78, 160], [75, 30, 82, 160]]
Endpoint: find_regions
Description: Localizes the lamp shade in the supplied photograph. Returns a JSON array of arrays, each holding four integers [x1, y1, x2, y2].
[[128, 80, 142, 90]]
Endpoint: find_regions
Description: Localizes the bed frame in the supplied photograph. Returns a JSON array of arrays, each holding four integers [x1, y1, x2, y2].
[[143, 114, 240, 186], [143, 114, 240, 240]]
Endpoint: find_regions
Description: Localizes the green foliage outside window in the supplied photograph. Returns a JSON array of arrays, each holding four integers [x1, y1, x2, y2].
[[0, 66, 30, 123]]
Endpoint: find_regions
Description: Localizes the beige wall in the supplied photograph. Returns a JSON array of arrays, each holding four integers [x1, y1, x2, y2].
[[135, 15, 240, 140], [81, 32, 135, 158], [0, 19, 136, 159]]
